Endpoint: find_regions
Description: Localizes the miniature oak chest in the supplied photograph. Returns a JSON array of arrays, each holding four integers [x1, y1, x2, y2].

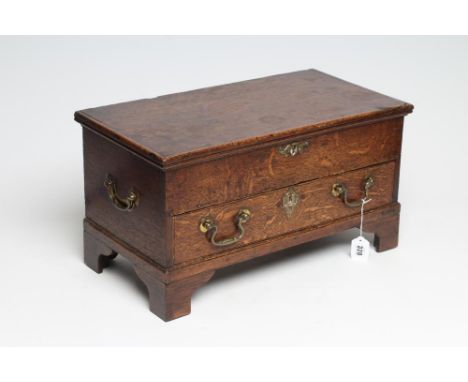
[[75, 69, 413, 321]]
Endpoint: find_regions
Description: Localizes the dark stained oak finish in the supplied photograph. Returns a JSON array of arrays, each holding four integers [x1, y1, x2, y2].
[[174, 161, 396, 263], [83, 227, 214, 321], [76, 69, 413, 321], [83, 128, 172, 267], [133, 267, 215, 321], [84, 231, 117, 273], [75, 69, 412, 167], [83, 202, 401, 282], [373, 213, 400, 252], [166, 119, 403, 214]]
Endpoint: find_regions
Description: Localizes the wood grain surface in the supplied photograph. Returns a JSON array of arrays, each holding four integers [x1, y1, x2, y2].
[[78, 69, 412, 320], [84, 202, 401, 283], [83, 127, 172, 266], [173, 161, 396, 263], [75, 69, 413, 166], [167, 118, 403, 214]]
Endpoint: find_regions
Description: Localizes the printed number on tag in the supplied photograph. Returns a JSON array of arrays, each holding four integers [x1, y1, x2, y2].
[[350, 236, 370, 261]]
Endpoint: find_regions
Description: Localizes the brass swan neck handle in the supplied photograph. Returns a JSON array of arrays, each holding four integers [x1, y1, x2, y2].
[[104, 175, 139, 211], [331, 176, 374, 208], [199, 209, 252, 247]]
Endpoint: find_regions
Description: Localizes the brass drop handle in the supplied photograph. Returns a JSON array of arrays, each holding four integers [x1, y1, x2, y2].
[[199, 209, 252, 247], [278, 141, 309, 157], [331, 176, 374, 208], [104, 175, 139, 211]]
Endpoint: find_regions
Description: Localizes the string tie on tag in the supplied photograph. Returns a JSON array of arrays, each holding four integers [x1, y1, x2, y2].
[[359, 198, 372, 237]]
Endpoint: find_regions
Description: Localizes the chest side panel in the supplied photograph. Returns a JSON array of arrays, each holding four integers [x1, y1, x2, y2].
[[173, 161, 396, 264], [83, 128, 171, 267], [167, 118, 403, 215]]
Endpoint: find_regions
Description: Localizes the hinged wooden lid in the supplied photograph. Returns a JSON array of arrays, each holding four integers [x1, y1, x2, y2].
[[75, 69, 413, 168]]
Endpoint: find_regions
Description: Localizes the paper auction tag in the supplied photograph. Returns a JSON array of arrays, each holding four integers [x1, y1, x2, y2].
[[350, 197, 372, 261], [350, 235, 370, 261]]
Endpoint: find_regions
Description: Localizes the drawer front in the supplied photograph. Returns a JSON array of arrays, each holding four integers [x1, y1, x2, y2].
[[167, 118, 403, 215], [173, 161, 396, 264]]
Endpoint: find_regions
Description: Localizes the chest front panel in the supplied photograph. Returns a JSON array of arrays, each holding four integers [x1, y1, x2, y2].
[[173, 161, 396, 264], [166, 118, 403, 215]]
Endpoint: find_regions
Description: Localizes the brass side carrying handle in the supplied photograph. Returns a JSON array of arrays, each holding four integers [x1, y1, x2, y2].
[[104, 175, 139, 211], [331, 176, 374, 208], [199, 209, 252, 247], [278, 141, 309, 157]]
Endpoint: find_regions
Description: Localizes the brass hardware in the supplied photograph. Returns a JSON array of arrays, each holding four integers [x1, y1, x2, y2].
[[278, 141, 309, 157], [199, 208, 252, 247], [104, 175, 139, 211], [282, 187, 300, 218], [331, 176, 374, 208]]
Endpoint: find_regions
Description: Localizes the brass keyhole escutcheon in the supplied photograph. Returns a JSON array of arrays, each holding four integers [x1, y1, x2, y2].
[[282, 187, 300, 218], [278, 141, 309, 157]]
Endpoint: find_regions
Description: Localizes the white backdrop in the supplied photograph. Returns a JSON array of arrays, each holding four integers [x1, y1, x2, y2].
[[1, 36, 467, 346]]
